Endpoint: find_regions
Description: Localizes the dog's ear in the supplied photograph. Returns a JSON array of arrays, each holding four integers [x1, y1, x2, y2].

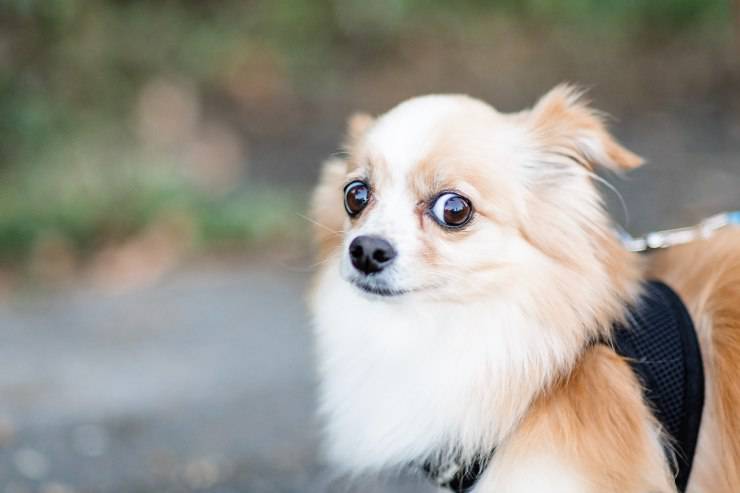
[[344, 112, 374, 148], [529, 84, 643, 172]]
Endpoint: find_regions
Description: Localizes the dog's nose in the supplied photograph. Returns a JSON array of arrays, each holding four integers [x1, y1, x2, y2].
[[349, 236, 397, 275]]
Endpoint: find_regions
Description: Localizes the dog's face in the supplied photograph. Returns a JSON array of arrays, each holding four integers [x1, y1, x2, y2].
[[313, 85, 643, 307], [336, 96, 537, 302]]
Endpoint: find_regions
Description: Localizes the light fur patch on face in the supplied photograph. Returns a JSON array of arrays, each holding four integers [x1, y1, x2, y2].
[[364, 95, 478, 175]]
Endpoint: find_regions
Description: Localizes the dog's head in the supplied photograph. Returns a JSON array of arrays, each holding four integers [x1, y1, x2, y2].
[[312, 85, 642, 314]]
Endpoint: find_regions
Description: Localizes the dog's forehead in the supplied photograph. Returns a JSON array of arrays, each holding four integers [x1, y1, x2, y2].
[[364, 95, 495, 176]]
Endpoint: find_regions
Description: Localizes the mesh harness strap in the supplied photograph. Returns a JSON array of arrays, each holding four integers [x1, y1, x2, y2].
[[610, 281, 704, 492], [424, 281, 704, 493]]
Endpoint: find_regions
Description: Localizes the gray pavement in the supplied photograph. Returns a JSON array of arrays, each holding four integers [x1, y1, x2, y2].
[[0, 263, 435, 492], [0, 113, 738, 493]]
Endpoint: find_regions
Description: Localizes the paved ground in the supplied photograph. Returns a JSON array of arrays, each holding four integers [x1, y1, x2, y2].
[[0, 262, 436, 493], [0, 114, 738, 493]]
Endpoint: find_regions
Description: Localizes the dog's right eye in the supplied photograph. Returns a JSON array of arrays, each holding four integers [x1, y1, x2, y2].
[[344, 181, 370, 217], [430, 192, 473, 228]]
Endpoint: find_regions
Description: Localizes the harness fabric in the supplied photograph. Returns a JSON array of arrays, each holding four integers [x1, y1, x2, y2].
[[422, 457, 489, 493], [610, 280, 704, 492], [424, 281, 704, 493]]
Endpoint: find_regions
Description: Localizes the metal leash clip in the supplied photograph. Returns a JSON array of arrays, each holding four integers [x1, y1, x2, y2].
[[618, 211, 740, 253]]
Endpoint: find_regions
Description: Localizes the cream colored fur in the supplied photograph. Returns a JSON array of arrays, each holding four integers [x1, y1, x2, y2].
[[309, 85, 739, 492]]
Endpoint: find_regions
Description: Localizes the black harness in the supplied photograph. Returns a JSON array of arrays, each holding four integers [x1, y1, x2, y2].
[[424, 281, 705, 492]]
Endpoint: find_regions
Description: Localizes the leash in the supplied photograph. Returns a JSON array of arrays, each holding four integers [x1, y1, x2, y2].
[[618, 210, 740, 253]]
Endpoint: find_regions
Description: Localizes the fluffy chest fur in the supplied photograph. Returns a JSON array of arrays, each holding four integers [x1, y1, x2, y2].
[[312, 259, 588, 473]]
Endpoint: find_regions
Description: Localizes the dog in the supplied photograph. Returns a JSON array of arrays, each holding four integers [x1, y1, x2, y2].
[[308, 85, 740, 492]]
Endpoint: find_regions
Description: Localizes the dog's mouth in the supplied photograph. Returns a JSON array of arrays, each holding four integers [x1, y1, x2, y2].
[[352, 280, 409, 297]]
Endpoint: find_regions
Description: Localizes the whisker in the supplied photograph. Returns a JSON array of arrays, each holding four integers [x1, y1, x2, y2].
[[586, 171, 630, 227], [276, 255, 335, 273], [531, 159, 631, 228], [297, 213, 344, 235]]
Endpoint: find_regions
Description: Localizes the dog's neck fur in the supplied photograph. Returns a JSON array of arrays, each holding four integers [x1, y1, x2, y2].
[[312, 227, 642, 473]]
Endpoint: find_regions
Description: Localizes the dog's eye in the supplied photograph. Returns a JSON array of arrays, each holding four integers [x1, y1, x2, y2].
[[344, 181, 370, 217], [430, 192, 473, 228]]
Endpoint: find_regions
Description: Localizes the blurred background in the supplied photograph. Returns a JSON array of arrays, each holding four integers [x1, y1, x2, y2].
[[0, 1, 738, 492]]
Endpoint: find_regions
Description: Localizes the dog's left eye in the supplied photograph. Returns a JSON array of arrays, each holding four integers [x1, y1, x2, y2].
[[430, 192, 473, 228], [344, 180, 370, 217]]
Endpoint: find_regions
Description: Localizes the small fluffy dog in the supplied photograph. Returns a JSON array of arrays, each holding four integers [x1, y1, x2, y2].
[[309, 85, 740, 492]]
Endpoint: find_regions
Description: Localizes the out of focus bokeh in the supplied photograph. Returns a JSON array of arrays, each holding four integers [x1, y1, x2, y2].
[[1, 1, 738, 492]]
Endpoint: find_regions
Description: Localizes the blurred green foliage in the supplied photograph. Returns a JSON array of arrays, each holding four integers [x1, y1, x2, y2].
[[1, 0, 729, 164], [0, 0, 732, 272]]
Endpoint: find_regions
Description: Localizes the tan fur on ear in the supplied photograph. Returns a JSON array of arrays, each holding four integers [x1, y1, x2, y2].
[[309, 157, 348, 259], [345, 112, 374, 148], [530, 84, 643, 171]]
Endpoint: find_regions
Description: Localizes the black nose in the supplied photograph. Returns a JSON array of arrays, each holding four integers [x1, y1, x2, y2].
[[349, 236, 397, 275]]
